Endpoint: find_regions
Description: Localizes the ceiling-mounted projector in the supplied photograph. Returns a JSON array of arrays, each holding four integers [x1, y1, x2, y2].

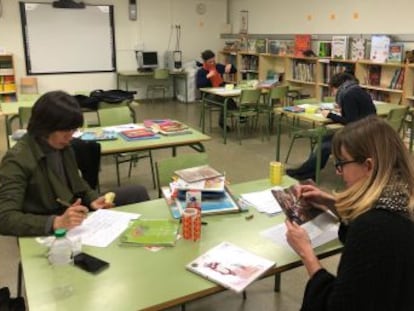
[[52, 0, 85, 9]]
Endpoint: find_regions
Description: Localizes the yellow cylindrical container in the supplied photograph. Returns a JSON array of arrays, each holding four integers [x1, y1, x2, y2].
[[269, 161, 284, 185]]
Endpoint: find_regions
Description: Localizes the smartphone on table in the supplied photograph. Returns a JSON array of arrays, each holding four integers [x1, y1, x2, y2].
[[73, 252, 109, 274]]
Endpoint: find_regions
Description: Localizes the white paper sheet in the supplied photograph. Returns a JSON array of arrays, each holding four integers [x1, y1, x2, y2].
[[67, 209, 140, 247], [260, 212, 339, 249], [241, 188, 283, 215]]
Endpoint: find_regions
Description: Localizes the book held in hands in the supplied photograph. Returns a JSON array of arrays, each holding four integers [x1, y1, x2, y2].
[[186, 241, 275, 293]]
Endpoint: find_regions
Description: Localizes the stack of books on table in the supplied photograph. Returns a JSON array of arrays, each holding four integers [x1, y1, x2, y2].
[[144, 119, 192, 136], [118, 127, 159, 141], [162, 165, 242, 218]]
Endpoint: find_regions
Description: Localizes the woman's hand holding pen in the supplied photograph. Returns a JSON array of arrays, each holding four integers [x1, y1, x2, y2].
[[53, 198, 88, 230]]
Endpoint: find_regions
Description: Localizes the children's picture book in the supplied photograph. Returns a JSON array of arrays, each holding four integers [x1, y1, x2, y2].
[[151, 120, 192, 136], [161, 186, 242, 219], [331, 36, 348, 60], [143, 119, 173, 128], [81, 131, 118, 141], [267, 40, 281, 55], [271, 180, 324, 225], [119, 128, 159, 141], [170, 176, 226, 193], [247, 39, 256, 53], [283, 105, 305, 113], [350, 37, 366, 61], [186, 241, 275, 293], [367, 65, 382, 86], [318, 41, 332, 57], [370, 35, 390, 63], [175, 165, 223, 183], [120, 219, 179, 247], [294, 34, 312, 57], [388, 43, 404, 63], [255, 38, 267, 54]]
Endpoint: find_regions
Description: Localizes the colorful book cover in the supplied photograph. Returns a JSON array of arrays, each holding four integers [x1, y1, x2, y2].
[[318, 41, 332, 57], [143, 119, 173, 128], [174, 165, 222, 183], [255, 38, 267, 54], [368, 65, 382, 86], [120, 219, 179, 247], [294, 35, 312, 57], [247, 39, 256, 53], [120, 128, 155, 138], [186, 241, 275, 293], [370, 35, 390, 63], [350, 37, 366, 61], [81, 131, 118, 141], [388, 43, 404, 63], [267, 40, 281, 55], [331, 36, 348, 60]]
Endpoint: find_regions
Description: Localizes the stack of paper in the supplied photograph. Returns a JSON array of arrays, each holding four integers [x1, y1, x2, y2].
[[240, 189, 283, 215]]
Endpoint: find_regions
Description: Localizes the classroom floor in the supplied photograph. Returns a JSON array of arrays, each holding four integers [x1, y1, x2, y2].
[[0, 98, 340, 311]]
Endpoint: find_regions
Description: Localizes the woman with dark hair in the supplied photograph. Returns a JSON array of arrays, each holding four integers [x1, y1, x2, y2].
[[285, 115, 414, 310], [0, 91, 149, 237]]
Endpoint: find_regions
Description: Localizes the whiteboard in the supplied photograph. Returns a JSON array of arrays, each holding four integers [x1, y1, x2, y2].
[[20, 2, 116, 74]]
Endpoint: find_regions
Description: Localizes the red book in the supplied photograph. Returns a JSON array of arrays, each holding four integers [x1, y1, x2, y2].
[[294, 35, 312, 57], [120, 128, 155, 139]]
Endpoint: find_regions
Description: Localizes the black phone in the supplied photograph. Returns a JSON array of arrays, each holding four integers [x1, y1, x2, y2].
[[73, 252, 109, 274]]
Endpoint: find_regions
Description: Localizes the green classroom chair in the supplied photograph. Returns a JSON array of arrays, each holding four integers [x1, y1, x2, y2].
[[97, 106, 156, 188]]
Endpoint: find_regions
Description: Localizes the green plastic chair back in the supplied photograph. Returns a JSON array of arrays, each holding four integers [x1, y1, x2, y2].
[[386, 106, 409, 133], [239, 89, 261, 106], [153, 68, 169, 80], [18, 106, 33, 129], [322, 96, 335, 103], [97, 106, 135, 126], [268, 85, 288, 106], [155, 153, 208, 197], [293, 97, 319, 105]]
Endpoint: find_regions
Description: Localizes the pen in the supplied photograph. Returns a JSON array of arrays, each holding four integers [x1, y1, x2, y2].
[[56, 198, 71, 208]]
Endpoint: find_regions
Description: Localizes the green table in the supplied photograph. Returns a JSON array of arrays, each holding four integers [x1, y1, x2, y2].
[[19, 177, 342, 311], [117, 70, 189, 103], [274, 101, 401, 183]]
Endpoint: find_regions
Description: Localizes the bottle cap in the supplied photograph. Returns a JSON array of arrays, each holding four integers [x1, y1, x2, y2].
[[54, 228, 67, 238]]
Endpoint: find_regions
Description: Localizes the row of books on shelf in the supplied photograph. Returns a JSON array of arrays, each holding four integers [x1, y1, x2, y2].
[[240, 55, 258, 71], [292, 61, 316, 82], [320, 62, 355, 84], [224, 34, 406, 63], [0, 94, 17, 102], [0, 75, 14, 83], [388, 68, 405, 90]]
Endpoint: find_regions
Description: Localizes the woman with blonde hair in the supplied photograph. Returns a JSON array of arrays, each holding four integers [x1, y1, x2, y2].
[[285, 115, 414, 310]]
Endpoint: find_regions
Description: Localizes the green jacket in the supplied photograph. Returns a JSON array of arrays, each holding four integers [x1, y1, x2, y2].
[[0, 134, 98, 236]]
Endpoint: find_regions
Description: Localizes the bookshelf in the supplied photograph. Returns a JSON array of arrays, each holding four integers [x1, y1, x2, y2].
[[403, 63, 414, 106], [217, 50, 238, 84], [237, 52, 259, 82], [258, 54, 286, 82], [285, 56, 318, 98], [355, 60, 404, 103], [0, 54, 17, 102]]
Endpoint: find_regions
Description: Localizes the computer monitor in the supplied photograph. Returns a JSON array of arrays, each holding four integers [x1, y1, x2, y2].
[[141, 51, 158, 70]]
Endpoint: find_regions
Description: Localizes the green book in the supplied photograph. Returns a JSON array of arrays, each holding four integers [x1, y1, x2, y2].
[[120, 219, 179, 247]]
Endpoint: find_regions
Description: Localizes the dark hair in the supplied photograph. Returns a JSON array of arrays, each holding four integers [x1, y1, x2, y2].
[[201, 50, 215, 61], [329, 72, 358, 88], [27, 90, 83, 138]]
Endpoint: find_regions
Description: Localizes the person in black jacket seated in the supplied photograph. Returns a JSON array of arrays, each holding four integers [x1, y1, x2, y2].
[[285, 115, 414, 310], [196, 49, 237, 130], [286, 72, 376, 181]]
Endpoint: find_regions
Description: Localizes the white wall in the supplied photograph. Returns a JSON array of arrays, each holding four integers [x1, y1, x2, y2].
[[0, 0, 226, 95], [229, 0, 414, 35]]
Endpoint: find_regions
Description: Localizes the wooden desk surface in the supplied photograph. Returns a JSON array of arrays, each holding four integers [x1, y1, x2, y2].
[[19, 177, 342, 311]]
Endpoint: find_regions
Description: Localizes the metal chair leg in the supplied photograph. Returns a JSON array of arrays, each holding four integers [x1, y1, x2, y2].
[[17, 261, 23, 297], [274, 273, 281, 292]]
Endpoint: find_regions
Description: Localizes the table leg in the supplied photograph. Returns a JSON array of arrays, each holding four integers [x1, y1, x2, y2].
[[315, 128, 323, 184], [201, 93, 206, 133], [275, 113, 282, 161], [223, 98, 228, 144], [410, 113, 414, 153]]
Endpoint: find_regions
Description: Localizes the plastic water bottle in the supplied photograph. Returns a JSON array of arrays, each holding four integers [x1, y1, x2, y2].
[[48, 228, 73, 297]]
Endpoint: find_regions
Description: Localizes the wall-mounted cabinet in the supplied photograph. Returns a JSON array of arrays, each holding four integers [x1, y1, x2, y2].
[[0, 54, 17, 102]]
